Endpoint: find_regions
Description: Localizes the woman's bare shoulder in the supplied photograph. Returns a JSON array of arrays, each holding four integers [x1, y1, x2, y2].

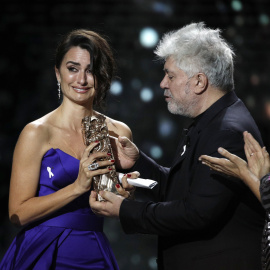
[[16, 111, 56, 154], [23, 112, 54, 138], [102, 114, 133, 140]]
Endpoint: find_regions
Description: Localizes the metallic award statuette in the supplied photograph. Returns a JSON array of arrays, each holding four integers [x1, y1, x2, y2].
[[81, 114, 120, 201]]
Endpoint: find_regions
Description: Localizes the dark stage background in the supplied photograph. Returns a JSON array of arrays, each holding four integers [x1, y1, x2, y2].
[[1, 0, 270, 269]]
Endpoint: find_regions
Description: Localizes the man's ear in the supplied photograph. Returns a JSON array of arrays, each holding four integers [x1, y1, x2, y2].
[[55, 66, 61, 83], [194, 73, 208, 94]]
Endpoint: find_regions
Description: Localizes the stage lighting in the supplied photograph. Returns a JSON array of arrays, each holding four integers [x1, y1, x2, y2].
[[231, 0, 242, 12], [159, 119, 174, 137], [148, 256, 159, 269], [140, 87, 154, 102], [245, 95, 256, 109], [259, 14, 269, 25], [139, 27, 159, 48], [150, 145, 163, 159], [110, 80, 123, 95], [152, 2, 172, 15]]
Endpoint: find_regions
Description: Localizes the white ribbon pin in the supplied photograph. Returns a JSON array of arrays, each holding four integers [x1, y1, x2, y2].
[[47, 167, 54, 178], [181, 145, 186, 156]]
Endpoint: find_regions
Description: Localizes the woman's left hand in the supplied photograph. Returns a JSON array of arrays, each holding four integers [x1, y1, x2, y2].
[[115, 171, 139, 199]]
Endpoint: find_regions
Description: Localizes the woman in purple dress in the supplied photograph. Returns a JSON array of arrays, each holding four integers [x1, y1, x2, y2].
[[199, 131, 270, 269], [0, 29, 133, 270]]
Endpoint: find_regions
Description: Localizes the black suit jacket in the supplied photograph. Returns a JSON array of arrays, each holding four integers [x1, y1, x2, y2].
[[120, 91, 265, 270]]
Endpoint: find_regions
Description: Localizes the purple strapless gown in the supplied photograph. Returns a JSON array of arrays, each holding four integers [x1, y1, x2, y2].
[[0, 148, 119, 270]]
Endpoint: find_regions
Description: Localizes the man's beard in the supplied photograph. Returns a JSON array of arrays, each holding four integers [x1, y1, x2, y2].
[[167, 84, 197, 118]]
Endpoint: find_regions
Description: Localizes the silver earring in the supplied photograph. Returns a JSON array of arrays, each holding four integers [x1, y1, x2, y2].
[[57, 82, 61, 99]]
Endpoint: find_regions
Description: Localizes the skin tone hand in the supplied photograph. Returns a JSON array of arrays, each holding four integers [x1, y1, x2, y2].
[[199, 131, 270, 202], [110, 136, 140, 170], [114, 171, 140, 199], [243, 131, 270, 179], [199, 147, 250, 180], [89, 172, 140, 217], [90, 191, 123, 218], [76, 141, 137, 199], [73, 141, 116, 194]]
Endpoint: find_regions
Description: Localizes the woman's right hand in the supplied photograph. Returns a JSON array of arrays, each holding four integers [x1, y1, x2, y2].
[[73, 141, 115, 195]]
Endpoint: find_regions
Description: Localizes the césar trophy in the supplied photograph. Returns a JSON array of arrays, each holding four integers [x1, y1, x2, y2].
[[81, 114, 120, 201]]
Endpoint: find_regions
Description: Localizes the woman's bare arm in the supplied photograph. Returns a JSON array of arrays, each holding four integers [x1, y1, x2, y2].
[[9, 122, 113, 226]]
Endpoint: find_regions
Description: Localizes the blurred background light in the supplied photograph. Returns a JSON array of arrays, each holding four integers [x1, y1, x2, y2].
[[152, 2, 173, 15], [158, 118, 174, 137], [259, 14, 269, 25], [140, 87, 154, 102], [245, 95, 256, 110], [250, 74, 260, 86], [110, 80, 123, 95], [231, 0, 243, 12], [139, 27, 159, 48], [150, 145, 163, 159], [148, 256, 158, 269]]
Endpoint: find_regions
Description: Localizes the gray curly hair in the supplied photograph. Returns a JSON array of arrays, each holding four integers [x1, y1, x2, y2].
[[155, 22, 235, 92]]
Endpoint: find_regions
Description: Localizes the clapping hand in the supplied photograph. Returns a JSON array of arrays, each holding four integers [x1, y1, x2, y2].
[[199, 132, 270, 181]]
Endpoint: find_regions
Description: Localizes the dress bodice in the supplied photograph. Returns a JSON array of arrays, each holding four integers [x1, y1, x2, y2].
[[39, 148, 80, 193], [0, 148, 119, 269], [38, 148, 91, 214]]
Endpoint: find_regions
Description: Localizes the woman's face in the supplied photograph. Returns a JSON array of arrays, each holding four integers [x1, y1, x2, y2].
[[55, 46, 96, 105]]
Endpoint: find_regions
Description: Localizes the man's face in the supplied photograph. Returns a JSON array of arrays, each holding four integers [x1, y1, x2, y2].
[[160, 57, 199, 118]]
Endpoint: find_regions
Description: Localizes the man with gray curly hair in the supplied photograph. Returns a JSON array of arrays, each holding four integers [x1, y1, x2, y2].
[[155, 22, 235, 118], [156, 22, 234, 91], [90, 22, 264, 270]]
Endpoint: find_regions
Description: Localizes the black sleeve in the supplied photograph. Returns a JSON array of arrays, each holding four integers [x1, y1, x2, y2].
[[131, 151, 170, 201], [119, 130, 247, 236]]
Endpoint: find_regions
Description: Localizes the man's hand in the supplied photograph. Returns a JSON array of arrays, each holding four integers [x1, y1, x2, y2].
[[89, 190, 125, 218], [110, 136, 140, 170]]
